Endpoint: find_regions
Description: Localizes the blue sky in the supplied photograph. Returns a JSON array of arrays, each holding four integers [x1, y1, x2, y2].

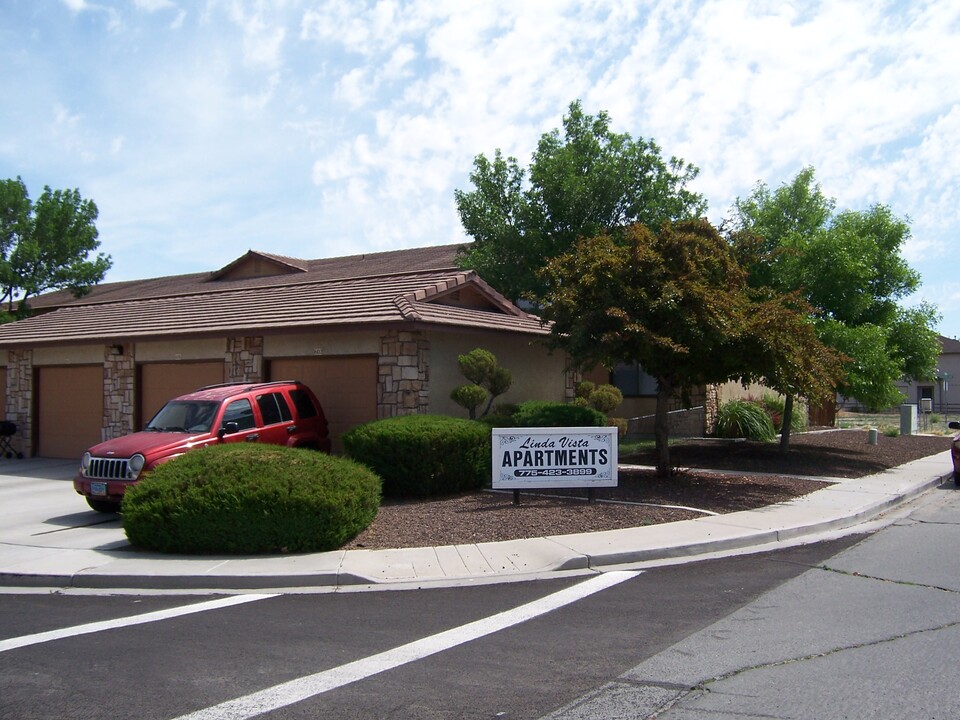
[[2, 1, 959, 339]]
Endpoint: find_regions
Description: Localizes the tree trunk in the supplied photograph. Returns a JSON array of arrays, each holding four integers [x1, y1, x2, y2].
[[779, 393, 794, 452], [655, 378, 673, 477]]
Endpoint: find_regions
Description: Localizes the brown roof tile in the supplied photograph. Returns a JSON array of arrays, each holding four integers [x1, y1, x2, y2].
[[0, 249, 549, 347], [28, 243, 465, 310]]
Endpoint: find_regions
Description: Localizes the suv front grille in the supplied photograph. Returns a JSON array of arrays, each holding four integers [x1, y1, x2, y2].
[[85, 457, 130, 480]]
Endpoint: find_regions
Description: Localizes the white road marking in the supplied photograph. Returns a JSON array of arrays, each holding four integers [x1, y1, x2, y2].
[[173, 570, 641, 720], [0, 593, 277, 653]]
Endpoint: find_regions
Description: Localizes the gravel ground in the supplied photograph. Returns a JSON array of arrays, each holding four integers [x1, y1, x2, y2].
[[345, 429, 955, 550]]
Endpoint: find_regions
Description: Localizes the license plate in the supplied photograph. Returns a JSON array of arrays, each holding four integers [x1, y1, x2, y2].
[[90, 482, 107, 496]]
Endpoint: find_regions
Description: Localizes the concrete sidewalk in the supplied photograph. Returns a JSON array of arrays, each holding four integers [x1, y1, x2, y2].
[[0, 453, 954, 591]]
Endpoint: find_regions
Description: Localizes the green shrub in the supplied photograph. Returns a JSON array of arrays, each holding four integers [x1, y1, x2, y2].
[[716, 400, 777, 441], [575, 382, 624, 414], [510, 401, 607, 428], [121, 444, 381, 554], [759, 394, 809, 433], [343, 414, 491, 497]]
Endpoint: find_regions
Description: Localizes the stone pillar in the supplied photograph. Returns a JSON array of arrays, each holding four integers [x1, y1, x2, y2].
[[103, 343, 136, 441], [6, 350, 33, 457], [225, 337, 263, 383], [378, 330, 430, 418], [703, 384, 719, 436], [565, 365, 581, 403]]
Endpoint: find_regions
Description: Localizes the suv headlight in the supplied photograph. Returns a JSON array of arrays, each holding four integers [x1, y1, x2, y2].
[[80, 452, 92, 475], [127, 454, 146, 480]]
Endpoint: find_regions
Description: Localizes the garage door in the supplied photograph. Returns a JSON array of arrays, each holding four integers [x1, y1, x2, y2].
[[269, 356, 377, 449], [139, 362, 224, 427], [38, 366, 103, 459]]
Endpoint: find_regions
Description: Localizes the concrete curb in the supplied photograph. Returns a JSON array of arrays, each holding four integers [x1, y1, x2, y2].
[[0, 452, 954, 591]]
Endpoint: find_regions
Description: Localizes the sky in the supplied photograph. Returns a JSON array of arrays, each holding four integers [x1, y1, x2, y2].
[[1, 0, 959, 339]]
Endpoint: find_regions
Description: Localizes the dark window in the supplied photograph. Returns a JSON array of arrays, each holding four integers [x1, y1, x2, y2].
[[289, 388, 318, 419], [256, 392, 292, 426], [222, 399, 256, 431], [611, 362, 658, 397]]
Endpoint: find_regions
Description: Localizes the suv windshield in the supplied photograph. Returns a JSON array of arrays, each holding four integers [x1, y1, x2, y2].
[[146, 400, 220, 433]]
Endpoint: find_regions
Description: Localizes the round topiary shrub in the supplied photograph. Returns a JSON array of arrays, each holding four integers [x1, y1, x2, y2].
[[121, 444, 381, 554], [342, 414, 491, 497], [716, 399, 777, 441]]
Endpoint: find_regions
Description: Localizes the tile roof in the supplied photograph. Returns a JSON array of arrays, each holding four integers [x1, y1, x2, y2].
[[0, 245, 550, 347], [27, 243, 465, 310], [941, 335, 960, 354]]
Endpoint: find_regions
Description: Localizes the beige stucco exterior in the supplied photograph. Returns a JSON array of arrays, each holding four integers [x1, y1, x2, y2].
[[412, 329, 570, 418]]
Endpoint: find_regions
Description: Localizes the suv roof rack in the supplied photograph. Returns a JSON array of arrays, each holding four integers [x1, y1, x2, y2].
[[195, 380, 303, 392]]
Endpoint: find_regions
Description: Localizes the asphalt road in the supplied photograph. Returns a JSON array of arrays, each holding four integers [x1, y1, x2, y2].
[[2, 537, 860, 719], [2, 465, 958, 719]]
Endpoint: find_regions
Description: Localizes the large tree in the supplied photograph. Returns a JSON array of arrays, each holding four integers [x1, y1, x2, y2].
[[537, 219, 841, 476], [455, 100, 706, 302], [732, 167, 940, 418], [0, 177, 112, 318]]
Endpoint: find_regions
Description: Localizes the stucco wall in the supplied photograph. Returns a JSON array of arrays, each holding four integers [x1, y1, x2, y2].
[[428, 330, 569, 417], [264, 331, 380, 358], [135, 338, 226, 362]]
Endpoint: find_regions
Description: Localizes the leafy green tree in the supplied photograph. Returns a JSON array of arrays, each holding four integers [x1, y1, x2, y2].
[[449, 348, 512, 419], [0, 177, 111, 318], [538, 220, 839, 476], [455, 100, 706, 302], [732, 167, 940, 419]]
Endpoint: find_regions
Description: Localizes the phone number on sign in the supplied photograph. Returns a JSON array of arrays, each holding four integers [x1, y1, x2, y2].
[[513, 468, 598, 477]]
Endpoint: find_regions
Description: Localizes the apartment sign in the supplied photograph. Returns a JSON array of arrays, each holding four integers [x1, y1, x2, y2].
[[492, 427, 618, 489]]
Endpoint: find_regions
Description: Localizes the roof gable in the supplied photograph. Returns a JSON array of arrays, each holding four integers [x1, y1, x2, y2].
[[209, 251, 308, 281]]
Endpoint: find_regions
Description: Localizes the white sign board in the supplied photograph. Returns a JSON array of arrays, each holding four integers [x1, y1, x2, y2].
[[492, 427, 618, 489]]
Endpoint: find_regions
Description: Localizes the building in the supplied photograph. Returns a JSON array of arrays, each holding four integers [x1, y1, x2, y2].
[[894, 335, 960, 415], [0, 244, 575, 459]]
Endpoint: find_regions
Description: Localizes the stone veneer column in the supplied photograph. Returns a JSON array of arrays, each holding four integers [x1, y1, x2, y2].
[[5, 350, 33, 457], [703, 383, 719, 436], [565, 366, 581, 403], [378, 330, 429, 418], [103, 343, 136, 441], [225, 337, 264, 383]]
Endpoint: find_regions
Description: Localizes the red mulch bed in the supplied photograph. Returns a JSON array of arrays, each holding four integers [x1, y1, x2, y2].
[[345, 430, 954, 550]]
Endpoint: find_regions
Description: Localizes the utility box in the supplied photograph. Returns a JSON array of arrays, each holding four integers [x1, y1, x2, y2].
[[900, 404, 918, 436], [920, 397, 933, 414]]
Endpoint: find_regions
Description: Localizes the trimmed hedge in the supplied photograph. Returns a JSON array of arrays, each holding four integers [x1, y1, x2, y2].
[[343, 414, 490, 497], [122, 444, 381, 554], [510, 401, 607, 428]]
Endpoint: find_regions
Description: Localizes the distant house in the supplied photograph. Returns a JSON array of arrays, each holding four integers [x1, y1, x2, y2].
[[0, 245, 576, 459], [894, 335, 960, 415]]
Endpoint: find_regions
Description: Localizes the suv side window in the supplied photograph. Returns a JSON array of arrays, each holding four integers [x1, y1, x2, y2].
[[289, 388, 318, 419], [257, 392, 292, 426], [222, 398, 256, 431]]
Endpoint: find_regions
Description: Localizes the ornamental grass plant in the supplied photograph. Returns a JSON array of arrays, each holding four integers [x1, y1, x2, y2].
[[716, 399, 777, 441]]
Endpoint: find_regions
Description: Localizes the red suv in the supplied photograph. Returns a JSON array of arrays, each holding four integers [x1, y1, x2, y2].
[[75, 380, 331, 512]]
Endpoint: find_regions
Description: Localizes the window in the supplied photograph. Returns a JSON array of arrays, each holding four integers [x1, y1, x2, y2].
[[222, 399, 256, 431], [611, 362, 659, 397], [289, 388, 318, 419], [256, 392, 292, 426]]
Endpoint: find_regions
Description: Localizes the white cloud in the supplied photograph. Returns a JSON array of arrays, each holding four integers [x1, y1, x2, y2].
[[134, 0, 175, 11], [7, 0, 960, 337]]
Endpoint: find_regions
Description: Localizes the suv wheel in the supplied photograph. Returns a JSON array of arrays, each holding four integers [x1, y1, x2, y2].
[[87, 498, 120, 513]]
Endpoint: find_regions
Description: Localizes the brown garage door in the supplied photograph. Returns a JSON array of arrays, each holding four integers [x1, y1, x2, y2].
[[139, 362, 224, 427], [269, 356, 377, 449], [38, 365, 103, 459]]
